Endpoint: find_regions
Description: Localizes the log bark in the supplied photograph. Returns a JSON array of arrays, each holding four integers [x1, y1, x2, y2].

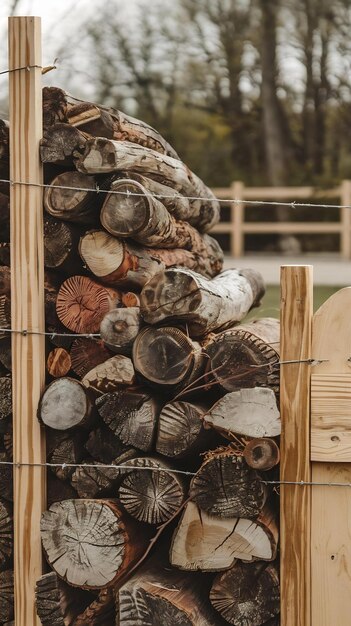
[[0, 337, 11, 372], [100, 307, 141, 354], [0, 499, 12, 568], [75, 138, 220, 232], [44, 170, 100, 223], [85, 425, 131, 463], [205, 318, 280, 393], [0, 569, 14, 622], [210, 561, 280, 626], [0, 377, 11, 421], [0, 452, 12, 502], [56, 276, 121, 334], [0, 242, 10, 266], [0, 194, 10, 243], [35, 571, 91, 626], [118, 457, 186, 524], [44, 215, 81, 273], [0, 295, 11, 339], [156, 400, 211, 459], [47, 347, 72, 378], [69, 337, 112, 378], [40, 123, 87, 166], [40, 499, 150, 589], [132, 325, 205, 387], [0, 266, 10, 296], [81, 355, 135, 393], [43, 87, 68, 129], [72, 588, 115, 626], [243, 438, 280, 472], [46, 429, 85, 480], [203, 387, 281, 439], [189, 448, 267, 519], [96, 388, 158, 452], [140, 268, 265, 336], [170, 502, 278, 570], [38, 377, 93, 430]]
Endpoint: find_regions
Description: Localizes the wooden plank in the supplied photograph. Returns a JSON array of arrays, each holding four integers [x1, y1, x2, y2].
[[9, 16, 46, 626], [340, 180, 351, 259], [231, 181, 244, 257], [243, 222, 341, 234], [311, 373, 351, 461], [280, 265, 313, 626], [311, 287, 351, 625]]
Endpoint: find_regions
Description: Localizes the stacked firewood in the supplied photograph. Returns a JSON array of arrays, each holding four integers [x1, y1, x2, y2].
[[0, 87, 281, 626]]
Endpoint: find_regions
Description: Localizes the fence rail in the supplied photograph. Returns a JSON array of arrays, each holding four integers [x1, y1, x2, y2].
[[211, 180, 351, 258]]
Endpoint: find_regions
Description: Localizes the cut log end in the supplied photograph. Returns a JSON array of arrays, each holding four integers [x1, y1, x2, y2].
[[38, 377, 92, 430], [243, 438, 280, 471]]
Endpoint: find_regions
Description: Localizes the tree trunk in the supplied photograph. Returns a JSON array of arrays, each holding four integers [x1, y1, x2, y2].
[[96, 388, 158, 452], [132, 325, 205, 388], [40, 499, 151, 590], [203, 387, 281, 439], [69, 337, 112, 378], [100, 307, 141, 354], [140, 268, 265, 336], [44, 216, 81, 273], [205, 318, 280, 393], [0, 499, 12, 568], [243, 438, 280, 472], [0, 569, 14, 622], [170, 501, 278, 570], [38, 377, 93, 430], [47, 347, 72, 378], [35, 571, 91, 626], [44, 170, 100, 223], [210, 561, 280, 626], [56, 276, 121, 334], [40, 123, 87, 166], [75, 138, 220, 233], [118, 457, 186, 524], [156, 400, 211, 459], [189, 449, 267, 519], [81, 355, 135, 393]]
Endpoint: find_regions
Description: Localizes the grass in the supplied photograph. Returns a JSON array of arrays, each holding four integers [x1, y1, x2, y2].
[[248, 285, 343, 320]]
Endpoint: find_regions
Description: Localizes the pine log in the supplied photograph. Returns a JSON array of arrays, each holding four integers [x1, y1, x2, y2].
[[81, 355, 135, 393], [35, 571, 91, 626], [100, 307, 141, 354], [96, 388, 158, 451], [40, 123, 87, 166], [75, 138, 220, 233], [156, 400, 212, 459], [243, 438, 280, 471], [44, 170, 100, 223], [189, 448, 267, 518], [210, 561, 280, 626], [0, 377, 11, 421], [203, 388, 281, 439], [0, 569, 14, 622], [141, 268, 265, 336], [117, 558, 219, 626], [132, 325, 205, 387], [41, 499, 150, 589], [0, 452, 12, 502], [72, 588, 115, 626], [38, 377, 93, 430], [43, 86, 68, 129], [0, 499, 12, 567], [47, 473, 78, 508], [56, 276, 121, 334], [205, 318, 280, 393], [70, 337, 112, 378], [44, 215, 81, 273], [118, 457, 186, 524], [170, 502, 278, 570], [47, 347, 72, 378]]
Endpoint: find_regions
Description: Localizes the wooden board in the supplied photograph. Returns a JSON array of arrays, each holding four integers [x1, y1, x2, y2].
[[311, 287, 351, 624], [280, 265, 313, 626], [9, 16, 46, 626]]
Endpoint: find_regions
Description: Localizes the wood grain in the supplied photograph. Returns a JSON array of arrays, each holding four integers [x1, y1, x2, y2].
[[280, 265, 313, 626], [311, 373, 351, 461], [9, 16, 46, 626]]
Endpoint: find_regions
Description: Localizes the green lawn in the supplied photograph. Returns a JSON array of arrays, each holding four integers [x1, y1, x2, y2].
[[248, 285, 343, 320]]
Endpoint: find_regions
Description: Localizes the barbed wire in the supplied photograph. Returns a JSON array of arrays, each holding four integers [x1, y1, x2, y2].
[[0, 63, 57, 76]]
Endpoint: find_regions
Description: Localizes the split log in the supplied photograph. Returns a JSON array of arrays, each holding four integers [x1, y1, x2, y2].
[[189, 448, 267, 518], [117, 558, 219, 626], [0, 499, 12, 567], [40, 499, 150, 589], [38, 378, 93, 430], [205, 318, 280, 393], [96, 388, 159, 451], [84, 425, 130, 463], [35, 571, 91, 626], [156, 400, 212, 459], [132, 326, 205, 388], [170, 502, 278, 570], [0, 452, 12, 501], [72, 588, 115, 626], [69, 337, 112, 378], [81, 355, 135, 393], [203, 388, 281, 439], [46, 430, 85, 480], [210, 561, 280, 626], [40, 123, 87, 166], [140, 267, 265, 336], [47, 473, 78, 508], [44, 215, 81, 273], [56, 276, 121, 334], [43, 86, 68, 129], [44, 170, 100, 223], [75, 138, 220, 232], [47, 347, 72, 378], [243, 438, 280, 471], [100, 307, 141, 354], [70, 448, 138, 499], [118, 457, 186, 524], [0, 569, 14, 622], [0, 377, 11, 421]]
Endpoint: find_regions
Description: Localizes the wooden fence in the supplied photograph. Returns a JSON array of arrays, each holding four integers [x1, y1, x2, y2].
[[211, 180, 351, 258]]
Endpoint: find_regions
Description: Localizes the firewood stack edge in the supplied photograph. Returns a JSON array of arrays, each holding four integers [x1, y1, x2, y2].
[[0, 87, 281, 626]]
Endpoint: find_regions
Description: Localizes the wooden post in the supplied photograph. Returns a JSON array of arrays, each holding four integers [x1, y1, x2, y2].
[[231, 181, 244, 257], [280, 265, 313, 626], [340, 180, 351, 259], [9, 16, 46, 626]]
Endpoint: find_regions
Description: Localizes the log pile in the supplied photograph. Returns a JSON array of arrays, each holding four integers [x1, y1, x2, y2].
[[0, 87, 281, 626]]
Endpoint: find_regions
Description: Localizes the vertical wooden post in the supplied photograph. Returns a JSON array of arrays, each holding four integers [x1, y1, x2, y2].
[[280, 265, 313, 626], [9, 16, 46, 626], [231, 180, 244, 257], [340, 180, 351, 259]]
